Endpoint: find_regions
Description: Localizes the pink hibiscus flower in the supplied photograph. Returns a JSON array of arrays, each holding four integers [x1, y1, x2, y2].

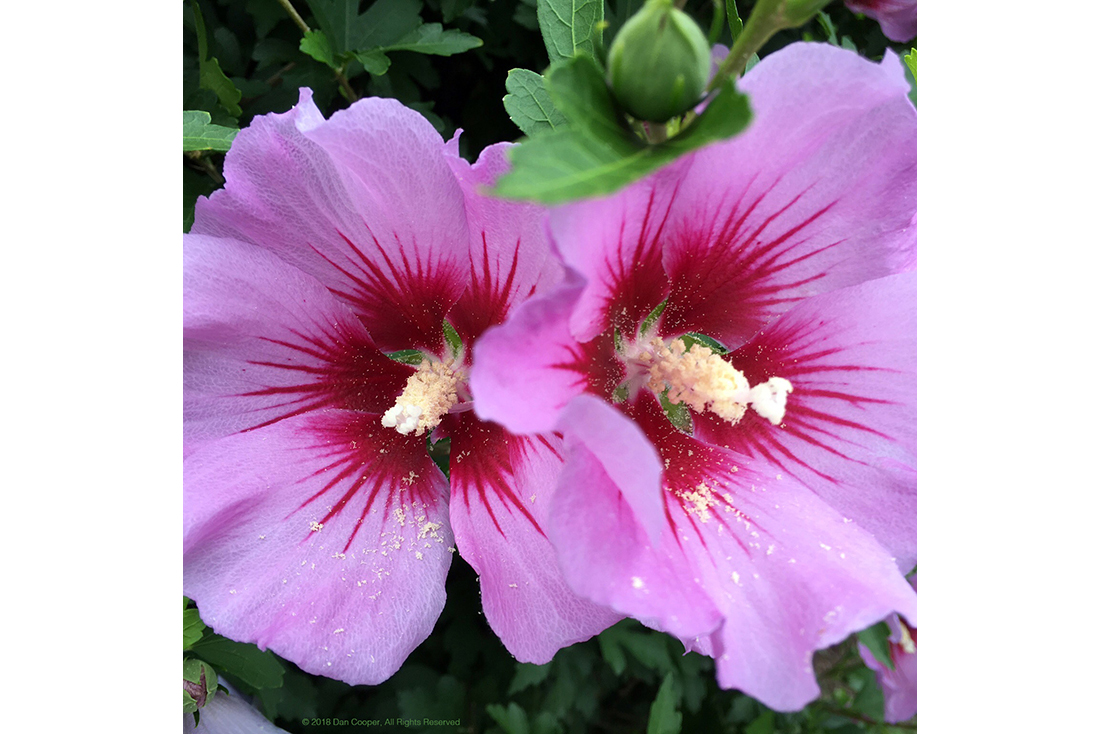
[[846, 0, 917, 42], [472, 43, 918, 710], [183, 91, 618, 685]]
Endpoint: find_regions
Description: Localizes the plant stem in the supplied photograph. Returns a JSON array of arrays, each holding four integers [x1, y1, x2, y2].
[[275, 0, 310, 34], [275, 0, 359, 102], [705, 0, 786, 93]]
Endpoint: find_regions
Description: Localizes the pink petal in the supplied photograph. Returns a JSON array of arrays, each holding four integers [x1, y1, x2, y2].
[[631, 395, 917, 710], [184, 410, 452, 685], [657, 43, 916, 349], [445, 143, 563, 345], [546, 162, 688, 342], [470, 273, 624, 433], [548, 395, 723, 638], [184, 235, 411, 447], [193, 89, 468, 352], [696, 273, 916, 570], [445, 413, 620, 662], [846, 0, 917, 43]]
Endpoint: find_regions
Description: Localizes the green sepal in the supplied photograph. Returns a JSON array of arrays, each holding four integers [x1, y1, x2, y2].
[[678, 332, 729, 355], [386, 349, 424, 365]]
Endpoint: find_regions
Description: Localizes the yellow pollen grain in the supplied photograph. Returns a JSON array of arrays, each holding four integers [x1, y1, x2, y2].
[[680, 482, 719, 522]]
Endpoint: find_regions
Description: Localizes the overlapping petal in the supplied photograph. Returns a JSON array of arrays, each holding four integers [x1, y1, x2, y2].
[[859, 574, 917, 722], [183, 410, 452, 685], [192, 90, 468, 352], [444, 413, 620, 661]]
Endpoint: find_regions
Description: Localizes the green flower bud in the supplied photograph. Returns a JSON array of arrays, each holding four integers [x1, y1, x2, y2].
[[607, 0, 712, 123]]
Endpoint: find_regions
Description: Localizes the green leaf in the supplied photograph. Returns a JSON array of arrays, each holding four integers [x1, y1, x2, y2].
[[182, 110, 239, 153], [183, 607, 206, 651], [858, 621, 895, 671], [191, 0, 243, 118], [726, 0, 743, 41], [486, 702, 531, 734], [304, 0, 423, 55], [508, 662, 553, 695], [384, 23, 482, 55], [184, 166, 218, 233], [744, 710, 775, 734], [504, 69, 568, 136], [646, 673, 682, 734], [598, 621, 676, 675], [904, 48, 917, 83], [189, 635, 285, 690], [354, 49, 392, 74], [494, 54, 752, 203], [536, 0, 604, 62], [300, 29, 337, 68]]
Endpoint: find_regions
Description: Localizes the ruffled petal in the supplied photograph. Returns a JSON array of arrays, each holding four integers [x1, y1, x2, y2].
[[631, 396, 917, 710], [445, 143, 563, 345], [695, 273, 916, 570], [548, 396, 723, 638], [183, 410, 453, 685], [193, 89, 468, 352], [658, 44, 916, 349], [184, 235, 411, 446], [470, 274, 624, 433], [845, 0, 917, 43], [445, 413, 620, 662]]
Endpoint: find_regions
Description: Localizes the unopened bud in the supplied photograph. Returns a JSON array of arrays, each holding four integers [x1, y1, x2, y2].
[[607, 0, 711, 123]]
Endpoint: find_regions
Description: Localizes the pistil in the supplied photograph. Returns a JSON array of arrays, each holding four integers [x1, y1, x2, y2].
[[381, 360, 460, 436], [641, 339, 793, 426]]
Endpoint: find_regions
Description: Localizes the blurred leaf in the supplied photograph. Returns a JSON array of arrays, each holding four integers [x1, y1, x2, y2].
[[183, 110, 239, 152], [183, 607, 206, 650], [647, 673, 682, 734], [503, 69, 567, 136], [300, 29, 338, 68], [598, 621, 675, 676], [441, 0, 475, 22], [508, 662, 553, 695], [494, 54, 752, 203], [858, 621, 895, 671], [487, 702, 530, 734], [191, 0, 243, 117], [184, 166, 218, 233], [189, 635, 285, 690], [536, 0, 603, 62], [904, 48, 917, 82], [745, 709, 775, 734]]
